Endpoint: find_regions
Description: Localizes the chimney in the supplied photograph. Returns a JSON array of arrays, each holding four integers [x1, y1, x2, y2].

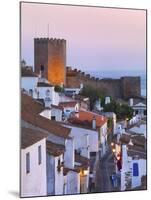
[[92, 115, 96, 129], [129, 98, 133, 107], [105, 96, 111, 104]]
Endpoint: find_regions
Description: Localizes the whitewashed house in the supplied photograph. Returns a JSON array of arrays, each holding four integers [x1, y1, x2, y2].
[[129, 98, 147, 118], [21, 94, 81, 196], [36, 82, 59, 105], [59, 101, 79, 118], [64, 125, 98, 156], [21, 127, 65, 197], [68, 110, 108, 158], [21, 128, 48, 197], [119, 134, 146, 191], [21, 67, 38, 97], [51, 105, 63, 121]]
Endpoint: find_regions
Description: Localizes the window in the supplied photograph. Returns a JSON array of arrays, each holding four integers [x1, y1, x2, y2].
[[51, 116, 56, 121], [38, 145, 42, 165], [29, 89, 33, 97], [46, 89, 50, 97], [26, 152, 30, 174], [133, 163, 139, 176], [40, 65, 44, 72]]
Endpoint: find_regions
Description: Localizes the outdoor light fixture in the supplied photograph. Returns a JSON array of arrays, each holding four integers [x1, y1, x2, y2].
[[80, 169, 88, 176], [111, 142, 114, 146], [117, 155, 121, 161], [112, 148, 116, 153]]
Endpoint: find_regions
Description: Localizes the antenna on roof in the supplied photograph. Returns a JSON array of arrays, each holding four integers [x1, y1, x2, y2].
[[47, 23, 49, 38], [34, 25, 36, 38]]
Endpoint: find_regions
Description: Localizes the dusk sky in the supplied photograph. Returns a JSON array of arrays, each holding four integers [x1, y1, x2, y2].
[[21, 2, 146, 72]]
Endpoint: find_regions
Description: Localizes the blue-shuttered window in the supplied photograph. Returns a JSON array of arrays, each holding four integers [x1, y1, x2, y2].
[[133, 163, 139, 176]]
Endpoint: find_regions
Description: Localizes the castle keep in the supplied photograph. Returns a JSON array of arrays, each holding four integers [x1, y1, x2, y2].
[[34, 38, 66, 85], [34, 37, 141, 100]]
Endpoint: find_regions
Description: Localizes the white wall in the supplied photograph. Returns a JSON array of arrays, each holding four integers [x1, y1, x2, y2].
[[40, 109, 51, 119], [64, 137, 74, 169], [51, 108, 62, 121], [21, 77, 38, 95], [131, 159, 146, 188], [21, 138, 47, 197], [54, 155, 64, 195], [80, 175, 88, 193], [63, 104, 79, 117], [66, 171, 80, 194], [64, 125, 98, 153], [99, 123, 108, 156], [46, 153, 55, 195]]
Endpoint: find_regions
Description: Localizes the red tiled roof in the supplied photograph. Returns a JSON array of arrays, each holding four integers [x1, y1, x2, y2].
[[59, 101, 78, 108], [120, 134, 146, 147], [21, 127, 49, 149], [51, 104, 63, 110], [46, 141, 65, 157], [70, 110, 107, 128], [22, 111, 71, 139], [21, 93, 71, 138], [21, 93, 44, 114]]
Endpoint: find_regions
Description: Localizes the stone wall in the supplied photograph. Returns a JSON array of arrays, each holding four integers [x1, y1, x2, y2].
[[66, 67, 141, 100]]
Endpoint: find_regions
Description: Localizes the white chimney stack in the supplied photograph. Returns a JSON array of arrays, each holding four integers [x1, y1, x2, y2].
[[105, 96, 111, 104], [129, 98, 133, 107], [92, 116, 96, 129]]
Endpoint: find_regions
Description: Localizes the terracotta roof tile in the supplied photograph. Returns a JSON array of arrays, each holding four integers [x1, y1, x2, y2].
[[51, 104, 63, 110], [59, 101, 78, 108], [69, 110, 107, 128], [120, 134, 146, 147], [21, 127, 48, 149], [21, 93, 44, 114], [21, 93, 71, 138], [22, 111, 71, 139]]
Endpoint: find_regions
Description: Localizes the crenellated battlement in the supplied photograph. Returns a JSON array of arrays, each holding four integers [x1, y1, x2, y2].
[[34, 37, 66, 46], [66, 66, 141, 99]]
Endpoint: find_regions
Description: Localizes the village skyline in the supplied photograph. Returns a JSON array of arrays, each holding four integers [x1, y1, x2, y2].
[[21, 2, 146, 72]]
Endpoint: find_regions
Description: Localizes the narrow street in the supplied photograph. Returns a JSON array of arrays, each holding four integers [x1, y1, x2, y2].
[[95, 149, 119, 193]]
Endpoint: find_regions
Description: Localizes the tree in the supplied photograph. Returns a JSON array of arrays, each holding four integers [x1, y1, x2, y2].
[[80, 85, 105, 110], [104, 101, 133, 120], [54, 85, 64, 93]]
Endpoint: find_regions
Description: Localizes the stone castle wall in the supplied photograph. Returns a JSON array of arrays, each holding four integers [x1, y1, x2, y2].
[[66, 67, 141, 99]]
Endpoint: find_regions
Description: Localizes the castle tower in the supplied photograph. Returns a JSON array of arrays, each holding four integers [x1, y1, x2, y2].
[[34, 38, 66, 85]]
